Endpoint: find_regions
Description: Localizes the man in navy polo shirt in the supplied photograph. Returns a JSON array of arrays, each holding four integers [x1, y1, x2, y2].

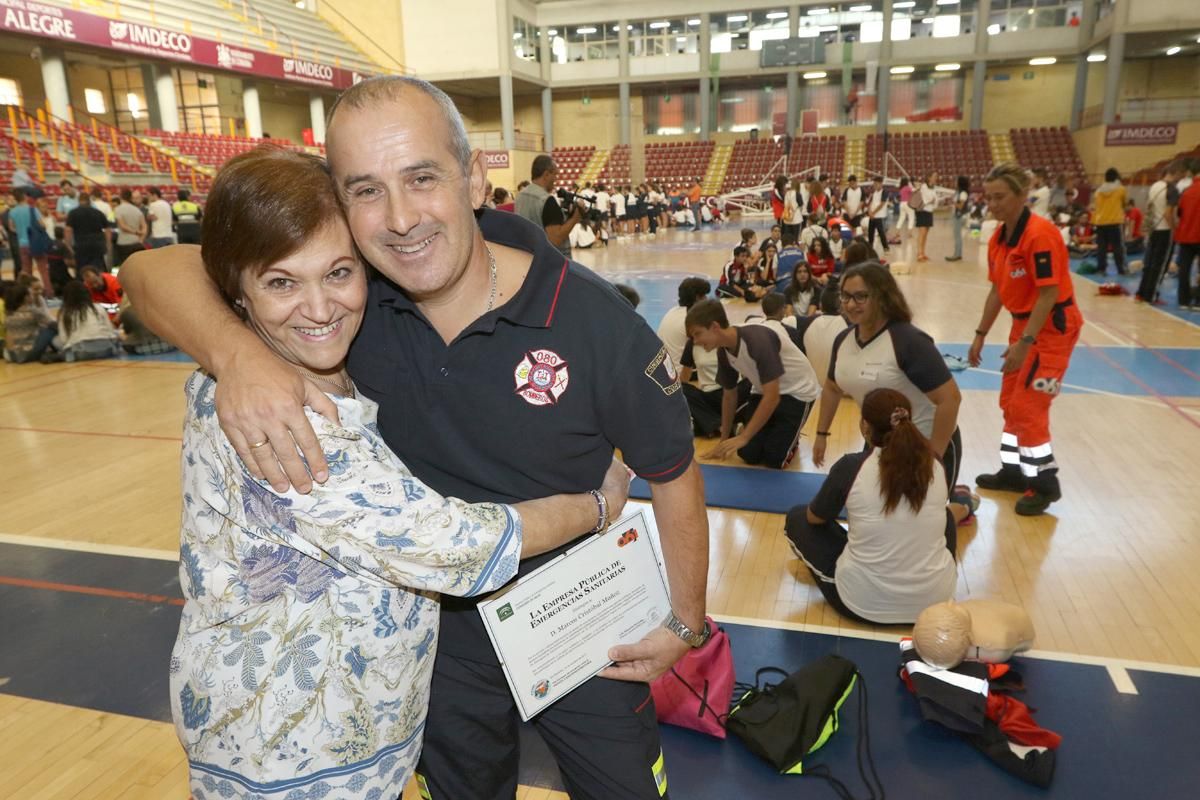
[[122, 76, 708, 800]]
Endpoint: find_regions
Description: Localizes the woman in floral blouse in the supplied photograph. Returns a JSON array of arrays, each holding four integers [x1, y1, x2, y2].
[[170, 147, 629, 799]]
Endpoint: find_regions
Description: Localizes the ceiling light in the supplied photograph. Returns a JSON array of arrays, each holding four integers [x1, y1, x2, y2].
[[803, 71, 828, 79], [687, 18, 701, 25], [577, 27, 597, 34], [849, 4, 873, 11], [676, 36, 687, 42], [894, 1, 916, 6], [807, 7, 831, 15], [611, 25, 619, 31], [922, 17, 934, 24], [649, 21, 670, 29], [890, 65, 915, 74], [512, 32, 522, 39], [1029, 57, 1056, 65], [547, 28, 557, 35], [766, 11, 789, 19], [817, 25, 840, 31], [1087, 53, 1106, 62], [1166, 46, 1181, 56], [728, 14, 749, 22], [987, 23, 1001, 34], [935, 63, 960, 70], [936, 0, 960, 4]]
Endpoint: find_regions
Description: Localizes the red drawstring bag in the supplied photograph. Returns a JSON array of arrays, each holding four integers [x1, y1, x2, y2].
[[650, 617, 735, 738]]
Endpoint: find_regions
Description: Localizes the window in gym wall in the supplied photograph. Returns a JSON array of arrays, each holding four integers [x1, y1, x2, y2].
[[628, 18, 698, 57], [108, 67, 148, 134], [642, 87, 700, 134], [987, 0, 1081, 34], [83, 88, 105, 115], [712, 9, 791, 53], [554, 21, 620, 63], [891, 0, 977, 40], [174, 69, 221, 136], [513, 17, 540, 62], [0, 78, 22, 107]]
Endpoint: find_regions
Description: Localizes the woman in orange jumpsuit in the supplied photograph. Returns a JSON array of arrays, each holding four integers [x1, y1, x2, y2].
[[969, 163, 1084, 516]]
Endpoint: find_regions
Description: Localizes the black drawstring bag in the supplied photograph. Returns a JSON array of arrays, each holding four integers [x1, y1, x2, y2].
[[725, 654, 884, 800]]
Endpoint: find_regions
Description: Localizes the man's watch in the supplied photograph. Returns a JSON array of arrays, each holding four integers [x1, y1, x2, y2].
[[1020, 334, 1036, 345], [664, 611, 711, 648]]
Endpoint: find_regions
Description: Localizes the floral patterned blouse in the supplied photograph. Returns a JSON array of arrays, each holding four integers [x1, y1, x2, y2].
[[172, 371, 523, 799]]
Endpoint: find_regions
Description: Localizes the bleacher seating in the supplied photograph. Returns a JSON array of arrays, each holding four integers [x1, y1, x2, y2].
[[598, 144, 631, 187], [722, 139, 786, 192], [148, 129, 309, 169], [791, 135, 847, 186], [1009, 127, 1087, 188], [551, 145, 595, 188], [644, 141, 714, 191], [866, 130, 991, 190]]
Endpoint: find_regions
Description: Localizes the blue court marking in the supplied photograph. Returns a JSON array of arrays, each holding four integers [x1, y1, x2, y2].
[[119, 348, 193, 363], [599, 269, 710, 333], [630, 463, 824, 514], [1074, 262, 1200, 326], [939, 344, 1200, 397], [5, 541, 1200, 798]]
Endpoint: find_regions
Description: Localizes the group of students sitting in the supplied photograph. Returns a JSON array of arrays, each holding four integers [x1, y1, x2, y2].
[[1, 269, 172, 363], [657, 255, 974, 626]]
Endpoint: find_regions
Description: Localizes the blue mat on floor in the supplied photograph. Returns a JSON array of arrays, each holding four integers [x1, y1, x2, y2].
[[630, 463, 823, 513]]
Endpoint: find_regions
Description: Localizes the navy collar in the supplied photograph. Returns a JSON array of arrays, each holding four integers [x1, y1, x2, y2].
[[1000, 208, 1032, 248], [374, 209, 570, 330]]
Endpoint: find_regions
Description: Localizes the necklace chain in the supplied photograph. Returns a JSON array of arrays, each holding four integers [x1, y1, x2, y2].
[[485, 245, 498, 312], [296, 367, 352, 397]]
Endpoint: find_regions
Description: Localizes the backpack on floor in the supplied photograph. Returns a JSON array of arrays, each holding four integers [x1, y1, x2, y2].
[[726, 655, 884, 799]]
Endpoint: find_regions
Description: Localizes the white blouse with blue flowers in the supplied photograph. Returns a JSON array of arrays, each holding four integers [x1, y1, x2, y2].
[[171, 371, 523, 799]]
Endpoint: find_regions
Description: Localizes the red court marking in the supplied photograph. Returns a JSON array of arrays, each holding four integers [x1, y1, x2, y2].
[[0, 425, 182, 443], [0, 365, 120, 400], [1081, 340, 1200, 431], [78, 361, 195, 371], [1085, 314, 1200, 383], [0, 366, 74, 387], [0, 575, 184, 606]]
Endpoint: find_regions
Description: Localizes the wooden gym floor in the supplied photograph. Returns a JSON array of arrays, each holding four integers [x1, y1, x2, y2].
[[2, 216, 1198, 798]]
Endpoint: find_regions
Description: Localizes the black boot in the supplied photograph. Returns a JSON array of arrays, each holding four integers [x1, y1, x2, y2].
[[1016, 472, 1062, 516], [975, 465, 1026, 493]]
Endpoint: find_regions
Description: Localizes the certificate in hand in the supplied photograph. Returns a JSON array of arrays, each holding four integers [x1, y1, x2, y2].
[[477, 507, 671, 721]]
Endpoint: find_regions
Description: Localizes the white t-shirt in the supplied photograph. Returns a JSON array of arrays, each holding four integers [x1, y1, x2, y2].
[[1147, 179, 1178, 231], [869, 189, 888, 218], [612, 192, 626, 216], [148, 198, 174, 239], [659, 305, 720, 391], [1030, 185, 1051, 218], [712, 320, 821, 402], [829, 321, 954, 440], [595, 191, 610, 214], [919, 184, 937, 209], [784, 189, 805, 226], [792, 313, 851, 391], [811, 449, 956, 624], [58, 304, 118, 349], [842, 186, 863, 217]]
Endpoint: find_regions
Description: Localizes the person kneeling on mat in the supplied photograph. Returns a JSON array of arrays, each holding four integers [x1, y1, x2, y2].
[[684, 298, 820, 469], [785, 388, 974, 624]]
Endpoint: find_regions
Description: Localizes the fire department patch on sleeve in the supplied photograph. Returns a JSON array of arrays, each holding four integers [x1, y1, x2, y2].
[[644, 345, 681, 396], [1034, 250, 1053, 280]]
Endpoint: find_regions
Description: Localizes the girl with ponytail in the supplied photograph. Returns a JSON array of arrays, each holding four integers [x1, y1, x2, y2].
[[784, 388, 974, 625]]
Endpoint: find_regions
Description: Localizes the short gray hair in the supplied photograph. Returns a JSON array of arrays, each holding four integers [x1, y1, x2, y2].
[[327, 76, 472, 174]]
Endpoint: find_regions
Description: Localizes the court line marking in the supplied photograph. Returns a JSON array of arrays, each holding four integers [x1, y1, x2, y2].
[[1084, 313, 1200, 383], [0, 575, 184, 606], [966, 367, 1200, 416], [1106, 665, 1139, 695], [0, 365, 121, 400], [0, 365, 76, 386], [712, 613, 1200, 679], [0, 533, 178, 561], [4, 535, 1196, 681], [1078, 340, 1200, 431], [0, 425, 183, 442]]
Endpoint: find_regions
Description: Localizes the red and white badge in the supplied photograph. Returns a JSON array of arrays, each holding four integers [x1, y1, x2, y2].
[[514, 349, 570, 406]]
